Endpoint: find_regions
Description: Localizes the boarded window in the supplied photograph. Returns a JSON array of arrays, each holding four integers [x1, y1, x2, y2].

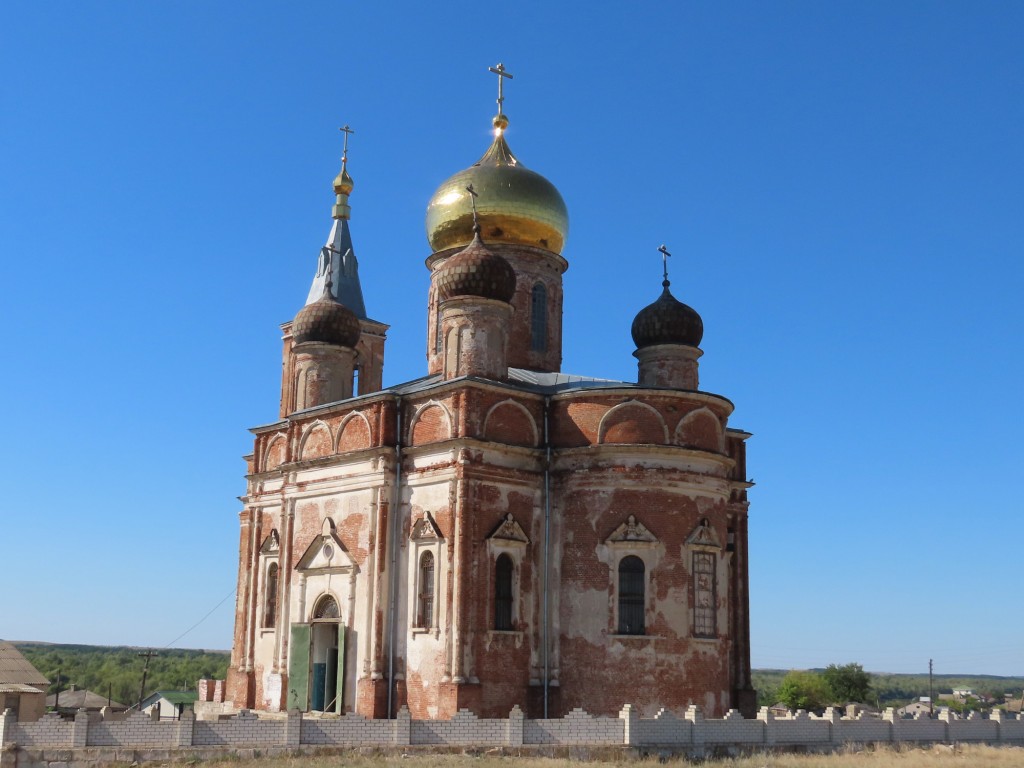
[[494, 554, 514, 630], [531, 282, 547, 352], [693, 551, 717, 638], [618, 556, 645, 635], [263, 563, 279, 627], [417, 551, 435, 628]]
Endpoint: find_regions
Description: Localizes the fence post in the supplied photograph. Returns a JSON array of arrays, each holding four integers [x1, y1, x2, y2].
[[990, 708, 1003, 743], [757, 706, 774, 746], [72, 709, 89, 748], [507, 705, 524, 747], [285, 709, 302, 747], [823, 707, 842, 745], [685, 705, 704, 757], [175, 709, 194, 747], [395, 706, 411, 746], [619, 704, 638, 746], [0, 709, 15, 746]]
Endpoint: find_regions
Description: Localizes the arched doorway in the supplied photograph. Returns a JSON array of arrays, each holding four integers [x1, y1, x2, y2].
[[310, 594, 343, 712]]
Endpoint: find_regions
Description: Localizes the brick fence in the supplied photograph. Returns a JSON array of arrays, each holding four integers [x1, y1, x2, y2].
[[3, 705, 1024, 761]]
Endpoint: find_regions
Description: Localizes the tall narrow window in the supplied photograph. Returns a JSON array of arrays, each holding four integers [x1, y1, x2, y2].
[[530, 282, 547, 352], [618, 556, 645, 635], [264, 563, 279, 627], [417, 551, 435, 628], [494, 554, 514, 630], [435, 306, 443, 355], [693, 552, 717, 637]]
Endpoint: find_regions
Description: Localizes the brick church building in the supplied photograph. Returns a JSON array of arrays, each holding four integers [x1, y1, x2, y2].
[[227, 87, 755, 721]]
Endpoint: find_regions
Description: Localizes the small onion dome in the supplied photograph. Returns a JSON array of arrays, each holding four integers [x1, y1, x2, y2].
[[333, 163, 354, 196], [631, 281, 704, 349], [435, 231, 517, 303], [425, 119, 569, 254], [292, 291, 361, 348]]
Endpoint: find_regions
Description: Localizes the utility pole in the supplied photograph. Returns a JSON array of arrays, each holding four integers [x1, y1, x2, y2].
[[54, 667, 61, 711], [137, 651, 158, 711], [929, 659, 934, 716]]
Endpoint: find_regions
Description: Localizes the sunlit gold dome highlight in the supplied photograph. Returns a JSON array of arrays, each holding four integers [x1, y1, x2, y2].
[[425, 117, 569, 255]]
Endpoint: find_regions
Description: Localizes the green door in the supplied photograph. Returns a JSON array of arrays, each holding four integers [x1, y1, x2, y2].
[[288, 623, 311, 711]]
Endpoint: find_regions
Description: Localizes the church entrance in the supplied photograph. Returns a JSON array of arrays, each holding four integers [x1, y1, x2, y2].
[[287, 594, 346, 713]]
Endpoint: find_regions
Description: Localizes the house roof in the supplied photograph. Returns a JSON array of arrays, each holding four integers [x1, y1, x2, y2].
[[0, 643, 48, 688], [143, 690, 198, 707], [47, 688, 126, 710]]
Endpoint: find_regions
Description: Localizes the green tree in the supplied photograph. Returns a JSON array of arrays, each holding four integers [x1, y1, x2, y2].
[[778, 671, 831, 711], [822, 662, 872, 703]]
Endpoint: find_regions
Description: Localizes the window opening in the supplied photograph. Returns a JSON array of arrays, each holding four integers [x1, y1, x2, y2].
[[530, 282, 548, 352], [618, 555, 645, 635], [417, 551, 435, 628], [693, 551, 717, 637], [313, 594, 340, 620], [494, 554, 514, 630], [264, 563, 279, 627], [435, 306, 443, 355]]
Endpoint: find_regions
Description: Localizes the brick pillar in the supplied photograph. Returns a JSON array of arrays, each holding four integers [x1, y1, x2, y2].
[[757, 706, 774, 745], [285, 709, 302, 747], [619, 704, 638, 746], [507, 705, 524, 747], [823, 707, 842, 745], [0, 709, 15, 746], [394, 706, 411, 746], [990, 708, 1004, 742], [175, 710, 194, 747], [72, 709, 89, 748], [685, 705, 704, 757]]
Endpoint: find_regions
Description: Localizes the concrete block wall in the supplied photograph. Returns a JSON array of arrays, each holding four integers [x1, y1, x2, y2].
[[4, 706, 1024, 756]]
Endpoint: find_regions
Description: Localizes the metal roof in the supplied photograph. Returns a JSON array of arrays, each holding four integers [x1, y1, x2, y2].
[[47, 688, 126, 709], [0, 642, 48, 687]]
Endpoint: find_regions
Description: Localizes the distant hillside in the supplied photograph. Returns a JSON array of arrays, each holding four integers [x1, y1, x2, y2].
[[753, 668, 1024, 708], [11, 642, 230, 708]]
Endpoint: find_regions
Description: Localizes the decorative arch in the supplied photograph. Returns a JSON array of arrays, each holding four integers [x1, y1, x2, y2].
[[674, 407, 724, 452], [298, 420, 334, 460], [408, 401, 453, 447], [312, 593, 340, 620], [262, 433, 287, 472], [482, 399, 539, 447], [335, 411, 372, 452], [597, 400, 669, 445]]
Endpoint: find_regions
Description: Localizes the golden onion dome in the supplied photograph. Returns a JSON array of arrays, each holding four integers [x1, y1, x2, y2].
[[426, 116, 569, 254], [333, 164, 354, 196]]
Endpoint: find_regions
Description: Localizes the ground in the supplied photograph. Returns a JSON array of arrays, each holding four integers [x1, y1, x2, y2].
[[184, 745, 1024, 768]]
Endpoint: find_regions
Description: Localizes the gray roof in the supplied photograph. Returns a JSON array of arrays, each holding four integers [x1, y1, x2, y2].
[[306, 218, 369, 320], [0, 642, 49, 687], [47, 687, 126, 710]]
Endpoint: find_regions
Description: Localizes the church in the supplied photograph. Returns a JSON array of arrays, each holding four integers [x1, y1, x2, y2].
[[226, 70, 755, 721]]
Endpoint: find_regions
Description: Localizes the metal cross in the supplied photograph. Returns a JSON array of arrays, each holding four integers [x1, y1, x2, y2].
[[339, 125, 354, 162], [321, 244, 336, 292], [466, 184, 480, 229], [658, 244, 672, 283], [488, 63, 513, 116]]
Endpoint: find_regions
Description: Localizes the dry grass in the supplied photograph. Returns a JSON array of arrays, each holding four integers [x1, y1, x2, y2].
[[195, 744, 1024, 768]]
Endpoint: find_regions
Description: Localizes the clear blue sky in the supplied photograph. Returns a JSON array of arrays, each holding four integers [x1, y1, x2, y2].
[[2, 2, 1021, 677]]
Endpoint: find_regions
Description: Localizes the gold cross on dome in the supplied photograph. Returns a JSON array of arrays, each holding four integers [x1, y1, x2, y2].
[[339, 124, 354, 163], [466, 183, 480, 228], [488, 63, 513, 116], [659, 244, 672, 283]]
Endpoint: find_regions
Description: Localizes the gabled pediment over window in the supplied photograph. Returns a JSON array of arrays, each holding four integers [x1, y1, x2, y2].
[[606, 515, 657, 546], [296, 518, 356, 572], [686, 518, 721, 549], [488, 513, 529, 545], [260, 529, 280, 556], [411, 511, 443, 541]]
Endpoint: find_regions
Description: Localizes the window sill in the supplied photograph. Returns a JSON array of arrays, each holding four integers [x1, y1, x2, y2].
[[487, 630, 524, 638], [609, 634, 660, 642], [412, 627, 439, 638]]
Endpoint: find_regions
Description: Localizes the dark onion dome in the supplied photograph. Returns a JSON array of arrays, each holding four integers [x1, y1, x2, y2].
[[631, 281, 704, 349], [292, 289, 361, 348], [425, 116, 569, 254], [436, 231, 517, 303]]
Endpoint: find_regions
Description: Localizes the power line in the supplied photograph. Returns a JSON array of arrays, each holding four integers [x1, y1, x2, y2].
[[162, 587, 236, 649]]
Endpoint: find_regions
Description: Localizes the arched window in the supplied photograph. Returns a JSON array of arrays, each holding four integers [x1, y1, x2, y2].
[[417, 551, 435, 628], [530, 282, 548, 352], [313, 594, 340, 620], [618, 556, 645, 635], [494, 554, 514, 630], [263, 563, 279, 627], [692, 551, 717, 638]]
